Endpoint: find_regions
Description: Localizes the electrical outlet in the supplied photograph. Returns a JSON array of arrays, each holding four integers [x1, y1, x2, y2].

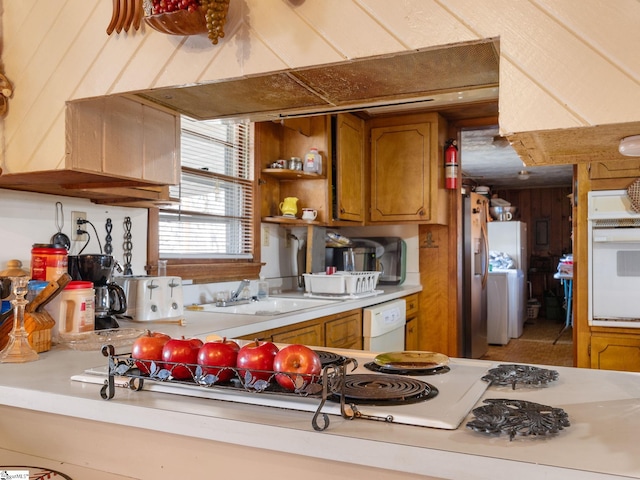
[[262, 225, 270, 247], [72, 211, 88, 241]]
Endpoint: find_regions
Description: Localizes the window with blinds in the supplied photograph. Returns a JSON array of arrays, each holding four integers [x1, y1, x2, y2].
[[159, 117, 254, 259]]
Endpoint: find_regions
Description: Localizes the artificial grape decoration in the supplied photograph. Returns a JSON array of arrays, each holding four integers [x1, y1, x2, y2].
[[201, 0, 231, 45], [149, 0, 230, 45]]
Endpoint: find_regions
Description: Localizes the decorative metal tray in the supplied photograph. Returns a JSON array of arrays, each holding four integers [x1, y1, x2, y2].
[[482, 364, 559, 389], [99, 345, 363, 432], [466, 399, 570, 440]]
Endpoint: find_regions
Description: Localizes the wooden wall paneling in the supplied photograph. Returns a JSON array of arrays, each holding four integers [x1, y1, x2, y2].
[[418, 223, 451, 355], [574, 165, 589, 367]]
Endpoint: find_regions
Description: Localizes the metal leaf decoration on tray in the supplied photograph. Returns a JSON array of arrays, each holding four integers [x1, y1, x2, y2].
[[467, 399, 570, 440], [482, 364, 559, 389]]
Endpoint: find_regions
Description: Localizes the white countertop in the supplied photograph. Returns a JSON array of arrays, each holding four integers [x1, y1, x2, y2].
[[118, 285, 422, 340], [1, 285, 640, 479]]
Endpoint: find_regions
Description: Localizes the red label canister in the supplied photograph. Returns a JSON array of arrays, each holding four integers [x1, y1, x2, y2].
[[31, 244, 68, 281]]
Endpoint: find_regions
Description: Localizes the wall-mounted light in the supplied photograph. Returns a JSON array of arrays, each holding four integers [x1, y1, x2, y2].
[[518, 170, 530, 180], [619, 135, 640, 156]]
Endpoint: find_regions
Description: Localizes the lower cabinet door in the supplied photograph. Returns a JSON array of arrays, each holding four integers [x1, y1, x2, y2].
[[325, 312, 362, 350], [271, 323, 324, 347], [591, 334, 640, 372]]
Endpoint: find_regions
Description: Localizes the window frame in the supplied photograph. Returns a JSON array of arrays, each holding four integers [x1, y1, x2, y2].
[[146, 120, 262, 283]]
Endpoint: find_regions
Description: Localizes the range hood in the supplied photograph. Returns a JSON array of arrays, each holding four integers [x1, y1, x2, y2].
[[134, 39, 499, 122]]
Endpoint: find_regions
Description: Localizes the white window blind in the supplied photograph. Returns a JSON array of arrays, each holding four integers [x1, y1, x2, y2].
[[159, 117, 254, 259]]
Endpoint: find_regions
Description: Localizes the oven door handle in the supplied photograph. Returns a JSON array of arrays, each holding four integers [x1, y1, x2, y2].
[[592, 236, 640, 243]]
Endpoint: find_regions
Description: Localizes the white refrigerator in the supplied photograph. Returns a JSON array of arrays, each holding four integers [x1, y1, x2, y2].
[[488, 221, 528, 339]]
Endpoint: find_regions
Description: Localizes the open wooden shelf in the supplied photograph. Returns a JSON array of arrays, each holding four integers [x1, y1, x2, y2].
[[261, 169, 325, 180], [262, 216, 321, 226]]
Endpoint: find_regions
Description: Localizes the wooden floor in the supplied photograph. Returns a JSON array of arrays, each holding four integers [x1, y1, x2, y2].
[[480, 314, 574, 367]]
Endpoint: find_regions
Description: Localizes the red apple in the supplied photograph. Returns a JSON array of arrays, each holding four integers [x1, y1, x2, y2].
[[197, 338, 239, 382], [273, 345, 322, 391], [161, 337, 203, 379], [131, 331, 171, 375], [236, 340, 279, 382]]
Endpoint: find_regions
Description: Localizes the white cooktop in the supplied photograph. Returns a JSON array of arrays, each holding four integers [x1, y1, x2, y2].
[[72, 352, 493, 430]]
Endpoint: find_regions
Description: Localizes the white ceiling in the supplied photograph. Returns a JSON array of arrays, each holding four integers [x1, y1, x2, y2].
[[460, 126, 573, 190]]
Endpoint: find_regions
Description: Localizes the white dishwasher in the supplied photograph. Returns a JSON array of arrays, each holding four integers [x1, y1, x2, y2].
[[362, 299, 406, 351]]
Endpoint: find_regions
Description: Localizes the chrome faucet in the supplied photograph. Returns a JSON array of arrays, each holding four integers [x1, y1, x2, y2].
[[230, 279, 251, 302]]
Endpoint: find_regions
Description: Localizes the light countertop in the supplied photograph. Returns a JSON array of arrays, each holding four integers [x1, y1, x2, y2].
[[1, 285, 640, 479], [118, 285, 422, 340]]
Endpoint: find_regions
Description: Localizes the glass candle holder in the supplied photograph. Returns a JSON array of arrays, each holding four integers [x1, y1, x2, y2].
[[0, 276, 39, 363]]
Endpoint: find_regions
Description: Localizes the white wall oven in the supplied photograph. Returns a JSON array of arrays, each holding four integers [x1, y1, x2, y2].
[[588, 190, 640, 327]]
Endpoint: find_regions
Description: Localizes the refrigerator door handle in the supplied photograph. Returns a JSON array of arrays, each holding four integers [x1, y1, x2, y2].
[[480, 213, 490, 289]]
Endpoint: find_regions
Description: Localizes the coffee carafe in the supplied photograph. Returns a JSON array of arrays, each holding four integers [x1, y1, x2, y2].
[[68, 254, 126, 330]]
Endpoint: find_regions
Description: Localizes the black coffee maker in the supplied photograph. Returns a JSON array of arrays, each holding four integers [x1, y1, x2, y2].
[[68, 254, 126, 330]]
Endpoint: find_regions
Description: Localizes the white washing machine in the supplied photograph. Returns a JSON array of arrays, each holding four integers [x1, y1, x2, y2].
[[362, 299, 407, 351]]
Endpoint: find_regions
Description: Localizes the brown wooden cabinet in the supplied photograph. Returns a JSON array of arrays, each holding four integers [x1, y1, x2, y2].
[[257, 113, 365, 226], [0, 96, 180, 206], [404, 293, 420, 351], [333, 113, 366, 223], [257, 115, 331, 224], [325, 311, 362, 349], [368, 113, 447, 224], [589, 159, 640, 180], [67, 96, 180, 185], [239, 309, 362, 350], [271, 322, 324, 346], [590, 333, 640, 372]]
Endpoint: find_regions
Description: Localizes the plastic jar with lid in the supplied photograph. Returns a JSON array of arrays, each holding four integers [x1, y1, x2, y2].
[[31, 244, 68, 282], [49, 281, 95, 340], [303, 147, 322, 174]]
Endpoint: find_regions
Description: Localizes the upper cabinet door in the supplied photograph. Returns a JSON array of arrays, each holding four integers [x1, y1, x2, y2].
[[67, 96, 180, 185], [370, 122, 433, 222], [334, 113, 365, 223]]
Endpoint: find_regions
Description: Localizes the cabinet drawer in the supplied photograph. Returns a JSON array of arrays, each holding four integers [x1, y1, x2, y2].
[[405, 293, 420, 318]]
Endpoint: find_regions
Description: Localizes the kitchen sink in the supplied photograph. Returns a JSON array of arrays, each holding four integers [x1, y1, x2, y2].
[[191, 297, 338, 316]]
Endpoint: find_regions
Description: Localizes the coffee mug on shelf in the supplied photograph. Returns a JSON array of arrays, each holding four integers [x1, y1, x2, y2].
[[301, 208, 318, 221]]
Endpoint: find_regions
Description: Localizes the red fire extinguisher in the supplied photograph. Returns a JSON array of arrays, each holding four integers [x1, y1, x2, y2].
[[444, 139, 458, 190]]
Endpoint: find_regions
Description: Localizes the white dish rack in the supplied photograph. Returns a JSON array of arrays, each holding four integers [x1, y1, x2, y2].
[[303, 271, 381, 296]]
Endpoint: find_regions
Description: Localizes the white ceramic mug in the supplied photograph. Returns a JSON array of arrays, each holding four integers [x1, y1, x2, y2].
[[301, 208, 318, 221], [500, 212, 513, 221]]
